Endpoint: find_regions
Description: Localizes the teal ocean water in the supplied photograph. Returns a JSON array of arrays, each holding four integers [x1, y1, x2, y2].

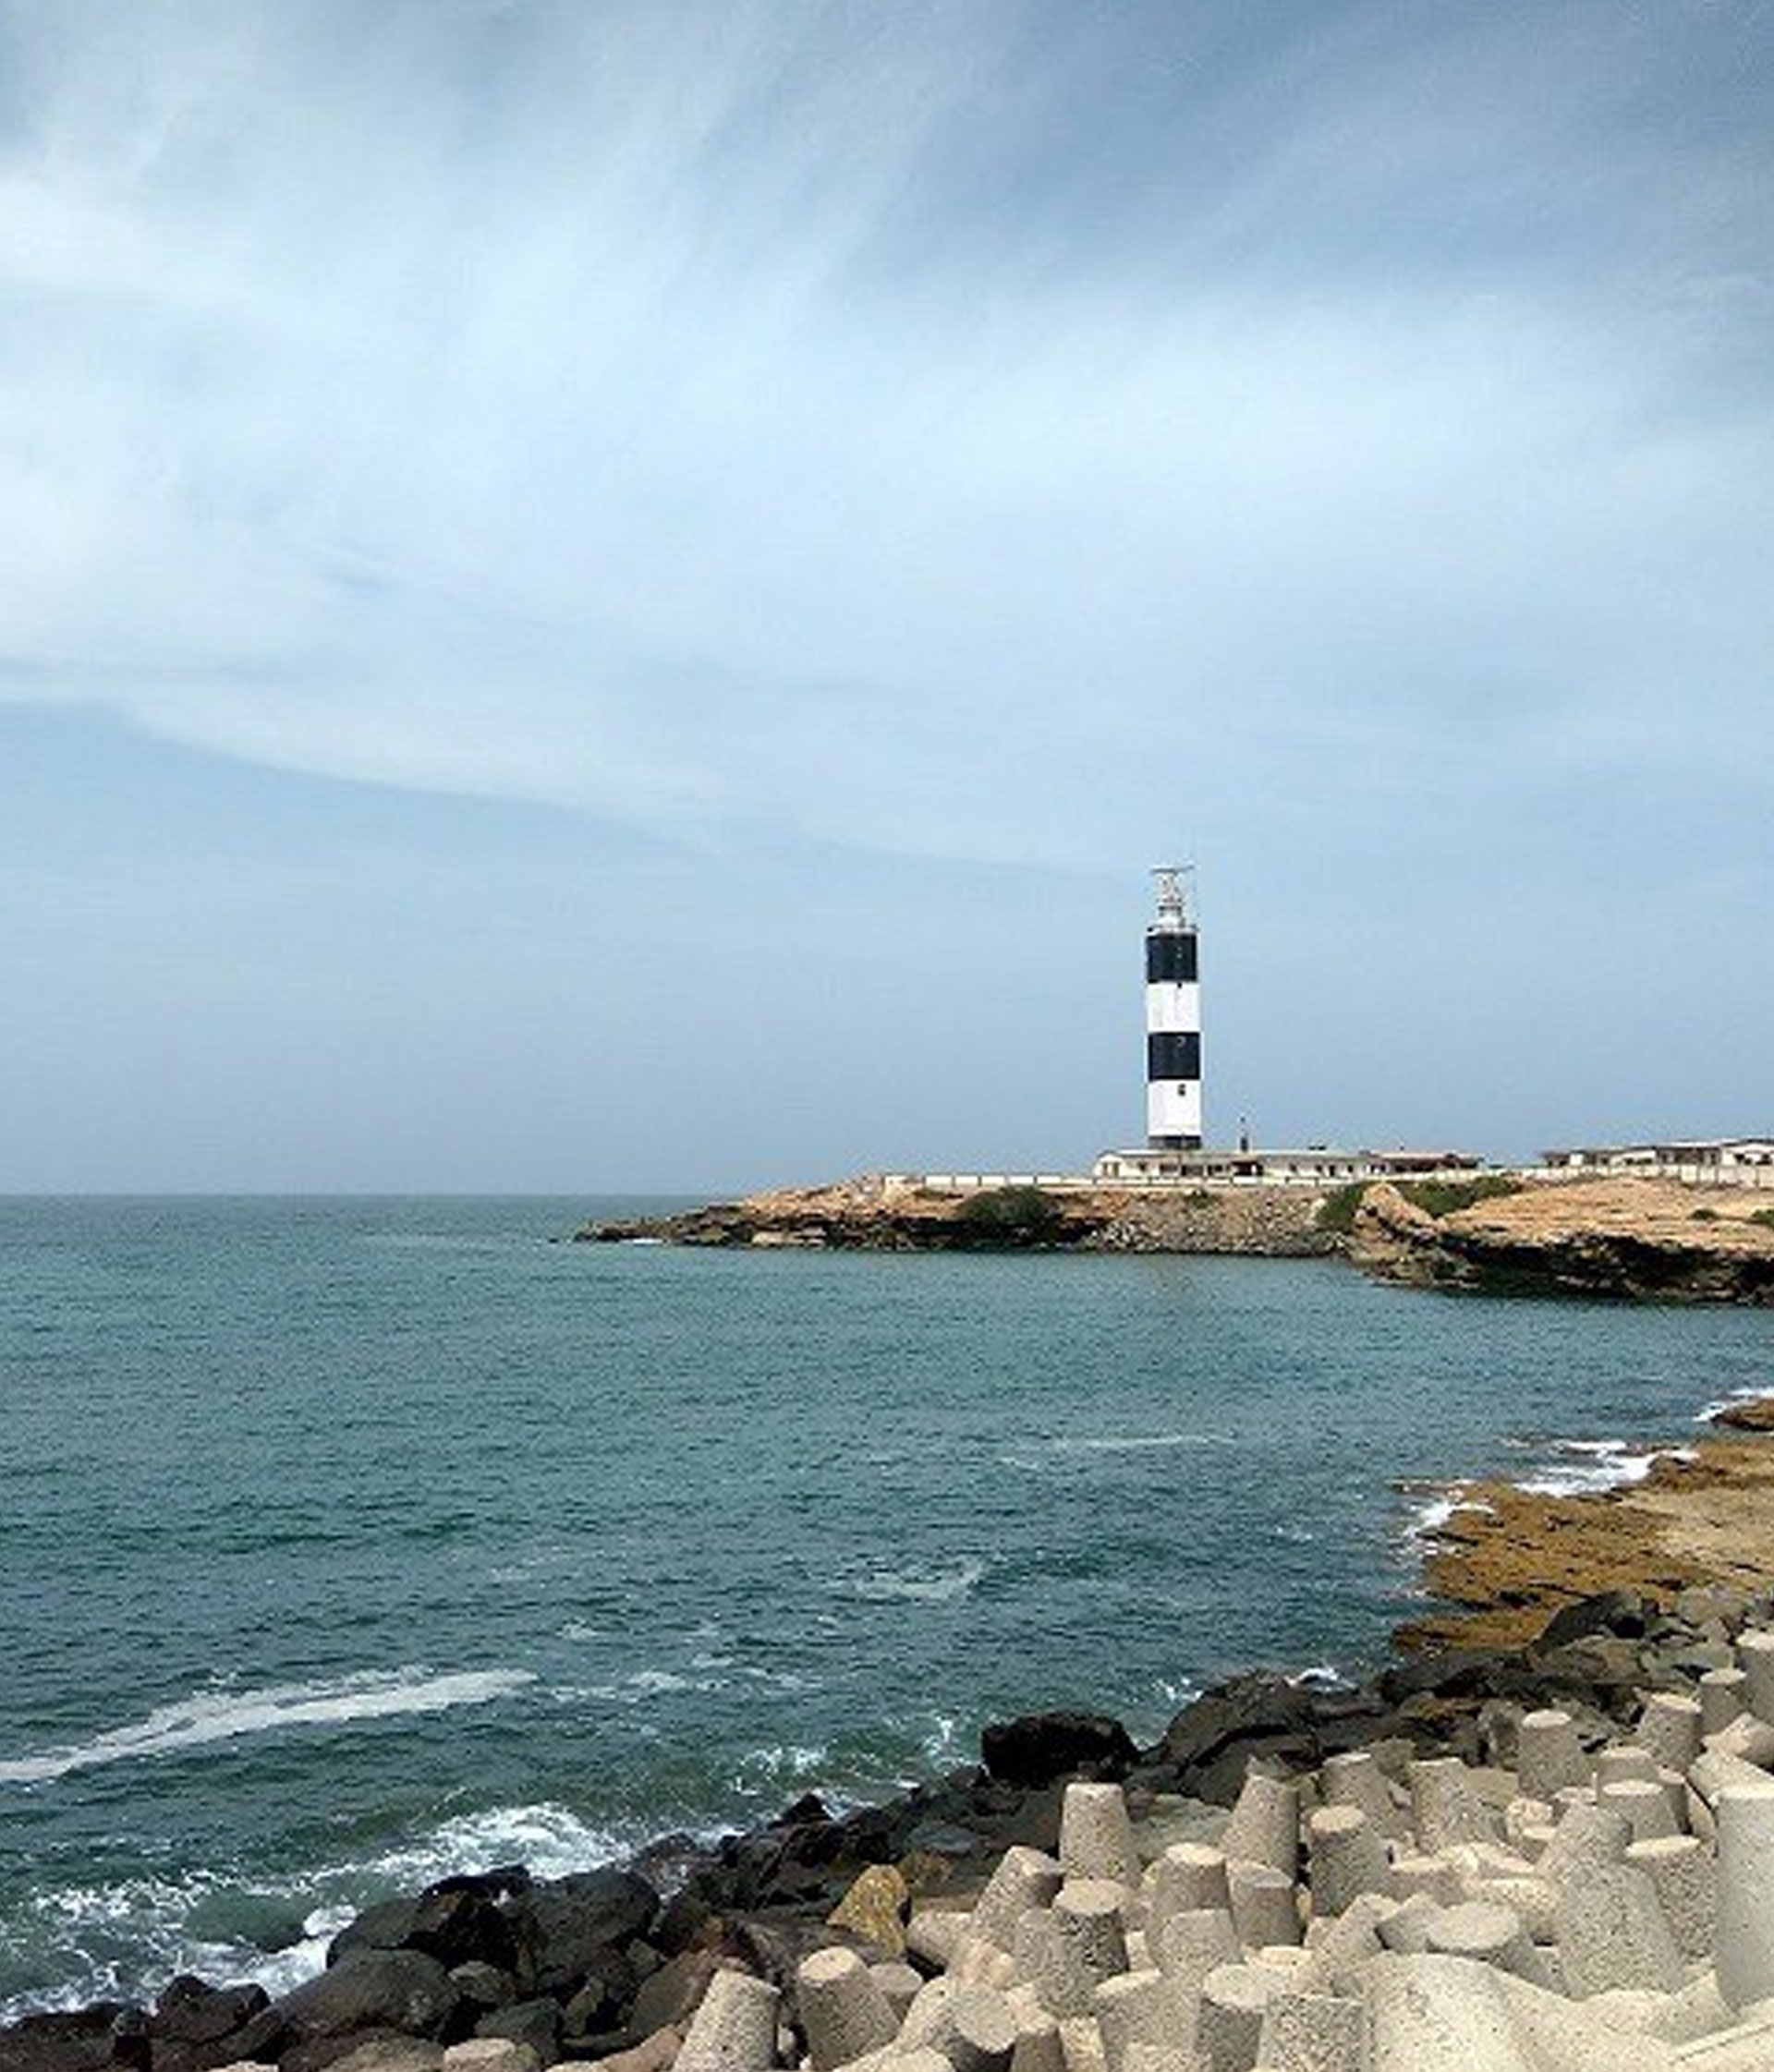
[[3, 1194, 1769, 2017]]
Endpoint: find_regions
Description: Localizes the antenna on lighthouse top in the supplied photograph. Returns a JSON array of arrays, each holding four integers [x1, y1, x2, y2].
[[1151, 864, 1195, 930]]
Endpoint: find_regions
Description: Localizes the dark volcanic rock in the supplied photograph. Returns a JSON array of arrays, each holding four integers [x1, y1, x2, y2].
[[980, 1710, 1139, 1788], [279, 2027, 440, 2072], [474, 1999, 562, 2067], [628, 1952, 722, 2042], [152, 1978, 271, 2050], [331, 1889, 518, 1977], [558, 1946, 639, 2048], [502, 1870, 658, 1999], [275, 1951, 462, 2042], [1535, 1588, 1651, 1649], [0, 2006, 133, 2072]]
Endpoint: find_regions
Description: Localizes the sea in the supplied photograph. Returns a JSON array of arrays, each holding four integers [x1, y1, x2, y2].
[[2, 1194, 1770, 2020]]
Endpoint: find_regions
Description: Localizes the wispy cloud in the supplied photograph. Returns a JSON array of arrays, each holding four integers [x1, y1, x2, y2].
[[1, 0, 1769, 875]]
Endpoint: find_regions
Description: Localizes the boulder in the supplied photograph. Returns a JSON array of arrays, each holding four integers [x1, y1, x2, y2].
[[152, 1979, 272, 2049], [501, 1871, 658, 1998], [826, 1865, 909, 1956], [629, 1952, 723, 2040], [979, 1712, 1138, 1789], [279, 2029, 441, 2072], [471, 2002, 561, 2069], [275, 1952, 464, 2043], [332, 1891, 518, 1978], [1537, 1591, 1652, 1650], [0, 2006, 133, 2072]]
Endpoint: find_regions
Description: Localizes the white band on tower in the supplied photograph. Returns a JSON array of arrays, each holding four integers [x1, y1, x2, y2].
[[1146, 866, 1201, 1150]]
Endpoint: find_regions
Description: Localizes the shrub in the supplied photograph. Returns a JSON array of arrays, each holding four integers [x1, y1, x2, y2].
[[1750, 1207, 1774, 1230], [1315, 1183, 1369, 1234], [1395, 1175, 1525, 1218], [1692, 1207, 1719, 1222], [954, 1185, 1064, 1247]]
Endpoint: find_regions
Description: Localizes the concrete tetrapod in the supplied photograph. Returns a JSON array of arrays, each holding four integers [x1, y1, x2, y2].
[[1037, 1882, 1131, 2017], [1221, 1774, 1299, 1878], [1319, 1751, 1400, 1840], [1060, 1785, 1140, 1889], [1306, 1806, 1391, 1919], [1625, 1834, 1717, 1967], [1514, 1713, 1591, 1804], [1735, 1630, 1774, 1727], [1226, 1866, 1301, 1952], [1636, 1692, 1704, 1775], [1699, 1668, 1752, 1739], [972, 1850, 1066, 1953], [1252, 1987, 1364, 2072], [1196, 1963, 1282, 2072], [1091, 1970, 1190, 2072], [1408, 1759, 1497, 1853], [675, 1970, 782, 2072], [1552, 1860, 1684, 1997], [1360, 1952, 1679, 2072], [1151, 1908, 1242, 1996], [1147, 1844, 1232, 1939], [1599, 1777, 1682, 1843], [796, 1948, 902, 2072], [1714, 1784, 1774, 2011]]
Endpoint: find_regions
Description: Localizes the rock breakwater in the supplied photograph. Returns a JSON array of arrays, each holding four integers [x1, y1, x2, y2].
[[15, 1580, 1774, 2072]]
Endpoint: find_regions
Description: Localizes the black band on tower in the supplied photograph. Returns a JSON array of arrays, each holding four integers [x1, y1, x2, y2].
[[1147, 1031, 1201, 1080], [1146, 932, 1197, 984]]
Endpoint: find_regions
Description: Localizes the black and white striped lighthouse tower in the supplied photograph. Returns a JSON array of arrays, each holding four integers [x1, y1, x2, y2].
[[1145, 866, 1202, 1150]]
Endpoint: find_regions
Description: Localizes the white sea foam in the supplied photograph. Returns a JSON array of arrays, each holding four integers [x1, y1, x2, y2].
[[1397, 1484, 1495, 1546], [1289, 1663, 1354, 1691], [0, 1668, 537, 1785], [849, 1557, 986, 1604], [1695, 1385, 1774, 1424], [1516, 1438, 1695, 1497], [0, 1800, 636, 2028]]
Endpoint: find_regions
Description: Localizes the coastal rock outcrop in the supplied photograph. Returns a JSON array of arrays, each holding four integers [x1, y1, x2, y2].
[[1349, 1178, 1774, 1303], [577, 1176, 1337, 1258]]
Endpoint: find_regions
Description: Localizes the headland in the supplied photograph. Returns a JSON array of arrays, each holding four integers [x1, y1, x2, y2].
[[580, 1172, 1774, 1303]]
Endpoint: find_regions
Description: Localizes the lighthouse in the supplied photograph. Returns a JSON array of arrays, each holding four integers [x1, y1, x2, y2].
[[1145, 866, 1201, 1150]]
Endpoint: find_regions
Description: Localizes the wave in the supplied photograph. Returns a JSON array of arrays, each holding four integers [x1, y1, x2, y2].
[[1515, 1437, 1694, 1497], [0, 1668, 537, 1785], [1047, 1431, 1230, 1453], [1695, 1385, 1774, 1424], [848, 1557, 986, 1604], [0, 1800, 638, 2028]]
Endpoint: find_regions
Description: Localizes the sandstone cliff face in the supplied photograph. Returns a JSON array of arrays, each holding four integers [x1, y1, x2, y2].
[[1349, 1177, 1774, 1303]]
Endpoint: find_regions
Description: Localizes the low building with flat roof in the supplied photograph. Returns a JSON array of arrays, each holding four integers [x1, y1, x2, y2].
[[1542, 1137, 1774, 1182], [1091, 1145, 1483, 1186]]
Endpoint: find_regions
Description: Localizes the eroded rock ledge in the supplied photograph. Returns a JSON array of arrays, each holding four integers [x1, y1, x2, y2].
[[1348, 1178, 1774, 1304]]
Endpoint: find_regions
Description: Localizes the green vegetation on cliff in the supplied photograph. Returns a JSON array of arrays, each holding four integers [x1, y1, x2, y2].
[[953, 1184, 1064, 1247]]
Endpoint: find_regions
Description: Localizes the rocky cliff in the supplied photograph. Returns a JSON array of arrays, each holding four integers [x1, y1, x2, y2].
[[1348, 1176, 1774, 1303]]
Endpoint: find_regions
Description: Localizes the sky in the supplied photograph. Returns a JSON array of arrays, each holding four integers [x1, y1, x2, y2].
[[2, 0, 1770, 1193]]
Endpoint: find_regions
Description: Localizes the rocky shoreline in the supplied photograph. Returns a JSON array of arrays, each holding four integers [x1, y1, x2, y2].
[[11, 1404, 1774, 2072], [577, 1177, 1335, 1258], [580, 1174, 1774, 1303]]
